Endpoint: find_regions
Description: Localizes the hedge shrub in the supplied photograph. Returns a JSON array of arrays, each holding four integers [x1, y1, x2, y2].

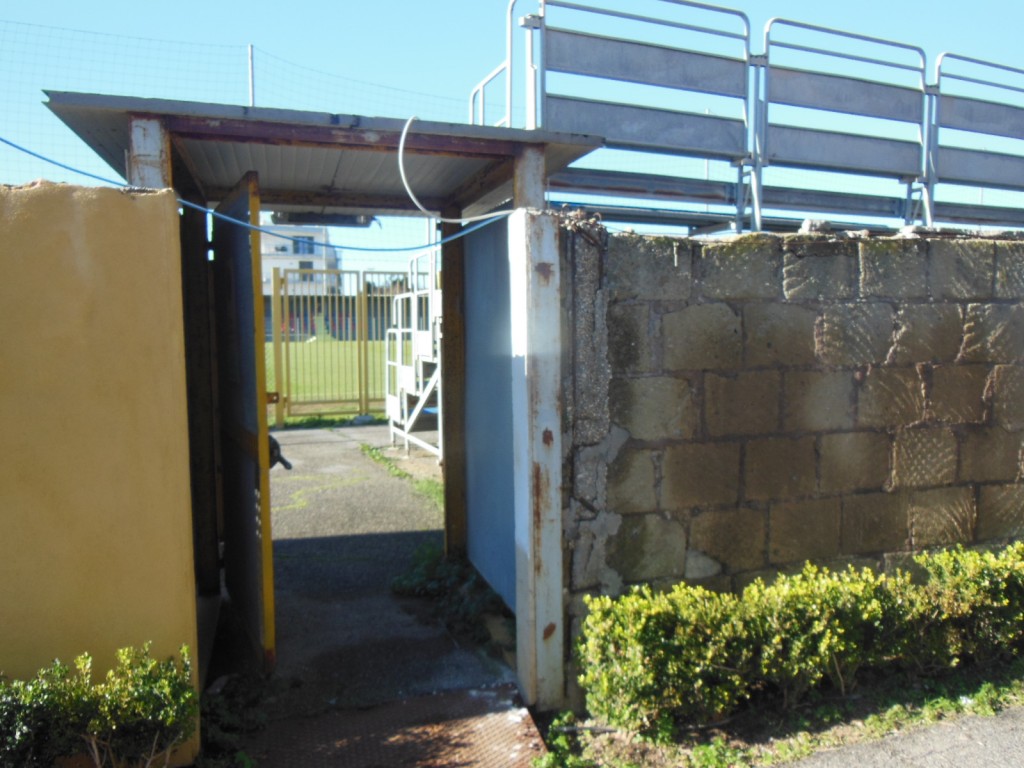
[[0, 642, 196, 768], [578, 542, 1024, 740], [579, 585, 751, 735]]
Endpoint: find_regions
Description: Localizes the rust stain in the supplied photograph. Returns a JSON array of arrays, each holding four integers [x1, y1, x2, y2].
[[542, 428, 553, 446], [532, 462, 550, 576], [543, 622, 557, 641], [535, 262, 554, 284], [532, 463, 546, 527]]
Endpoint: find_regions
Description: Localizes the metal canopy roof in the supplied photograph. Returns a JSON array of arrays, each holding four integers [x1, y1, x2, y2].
[[45, 91, 600, 218]]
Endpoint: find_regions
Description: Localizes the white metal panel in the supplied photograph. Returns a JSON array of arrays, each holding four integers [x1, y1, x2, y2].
[[545, 27, 748, 98], [938, 94, 1024, 139], [769, 67, 924, 123], [509, 207, 565, 710], [545, 96, 747, 159], [936, 146, 1024, 189], [766, 124, 923, 178]]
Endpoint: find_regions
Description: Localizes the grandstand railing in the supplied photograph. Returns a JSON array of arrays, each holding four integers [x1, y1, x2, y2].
[[469, 0, 1024, 231]]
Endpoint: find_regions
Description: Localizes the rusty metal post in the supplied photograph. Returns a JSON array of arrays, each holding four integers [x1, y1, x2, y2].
[[508, 153, 565, 708]]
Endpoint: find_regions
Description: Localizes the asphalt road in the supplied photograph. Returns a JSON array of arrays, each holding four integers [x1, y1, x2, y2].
[[790, 705, 1024, 767]]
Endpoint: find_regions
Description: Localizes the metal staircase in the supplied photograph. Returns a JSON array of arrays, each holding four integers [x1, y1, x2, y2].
[[385, 247, 442, 459]]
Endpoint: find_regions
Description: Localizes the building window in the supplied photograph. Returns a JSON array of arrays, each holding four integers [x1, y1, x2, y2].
[[294, 236, 315, 255], [299, 260, 314, 281]]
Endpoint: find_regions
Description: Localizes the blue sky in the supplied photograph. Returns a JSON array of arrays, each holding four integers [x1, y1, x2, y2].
[[6, 0, 1015, 91], [7, 0, 1017, 99], [3, 1, 1022, 267]]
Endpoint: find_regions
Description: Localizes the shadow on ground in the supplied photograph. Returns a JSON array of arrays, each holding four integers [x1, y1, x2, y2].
[[205, 426, 539, 767]]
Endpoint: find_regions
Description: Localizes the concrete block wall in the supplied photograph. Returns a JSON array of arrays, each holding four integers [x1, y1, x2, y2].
[[564, 230, 1024, 619]]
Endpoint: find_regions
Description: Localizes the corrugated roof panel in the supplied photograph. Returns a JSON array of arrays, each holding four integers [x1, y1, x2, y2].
[[45, 92, 600, 215]]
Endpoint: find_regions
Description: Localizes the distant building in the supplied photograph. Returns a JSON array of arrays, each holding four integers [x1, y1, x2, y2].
[[260, 225, 340, 340], [259, 225, 338, 298]]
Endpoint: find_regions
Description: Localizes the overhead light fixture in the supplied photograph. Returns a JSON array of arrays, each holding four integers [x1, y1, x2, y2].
[[271, 212, 376, 227]]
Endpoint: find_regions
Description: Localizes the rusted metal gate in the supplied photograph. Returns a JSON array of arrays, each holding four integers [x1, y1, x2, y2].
[[269, 268, 405, 425]]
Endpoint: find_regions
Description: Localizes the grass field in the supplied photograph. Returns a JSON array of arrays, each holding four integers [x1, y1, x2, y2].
[[264, 338, 391, 409]]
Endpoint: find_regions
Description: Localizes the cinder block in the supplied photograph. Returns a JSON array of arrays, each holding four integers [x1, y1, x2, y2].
[[860, 239, 928, 299], [977, 484, 1024, 541], [892, 427, 958, 488], [607, 448, 656, 514], [662, 441, 741, 508], [929, 239, 995, 300], [606, 234, 693, 302], [858, 367, 925, 428], [662, 303, 742, 371], [689, 507, 766, 572], [700, 234, 782, 300], [706, 371, 781, 437], [960, 428, 1023, 484], [745, 303, 818, 367], [841, 492, 909, 554], [782, 237, 858, 300], [816, 303, 895, 367], [929, 364, 990, 424], [769, 498, 841, 565], [745, 436, 816, 501], [606, 513, 688, 582], [820, 431, 891, 494], [610, 376, 698, 441], [909, 487, 976, 548], [607, 303, 653, 373], [992, 365, 1024, 430], [783, 370, 855, 432], [570, 512, 622, 591], [891, 304, 963, 365], [995, 240, 1024, 299], [961, 303, 1024, 364]]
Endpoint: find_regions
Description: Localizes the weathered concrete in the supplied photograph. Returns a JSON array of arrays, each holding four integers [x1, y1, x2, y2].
[[564, 230, 1024, 615]]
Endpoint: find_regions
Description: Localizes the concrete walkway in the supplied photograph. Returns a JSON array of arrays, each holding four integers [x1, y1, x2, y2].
[[241, 425, 1024, 767], [788, 705, 1024, 768], [240, 425, 543, 767]]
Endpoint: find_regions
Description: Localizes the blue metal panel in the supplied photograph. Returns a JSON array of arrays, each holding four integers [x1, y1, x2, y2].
[[464, 217, 516, 611]]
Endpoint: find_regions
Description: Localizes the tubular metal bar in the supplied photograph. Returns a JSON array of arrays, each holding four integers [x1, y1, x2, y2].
[[468, 0, 524, 126], [756, 17, 927, 228], [763, 18, 926, 74], [937, 52, 1024, 94], [927, 52, 1024, 226], [543, 0, 750, 50]]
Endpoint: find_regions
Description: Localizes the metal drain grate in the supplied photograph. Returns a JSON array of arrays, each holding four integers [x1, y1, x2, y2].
[[244, 684, 546, 767]]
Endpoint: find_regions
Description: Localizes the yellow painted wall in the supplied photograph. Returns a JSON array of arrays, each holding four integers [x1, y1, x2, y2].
[[0, 182, 198, 763]]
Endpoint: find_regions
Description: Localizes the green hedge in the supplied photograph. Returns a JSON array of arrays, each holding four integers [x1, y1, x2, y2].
[[0, 643, 196, 768], [578, 542, 1024, 739]]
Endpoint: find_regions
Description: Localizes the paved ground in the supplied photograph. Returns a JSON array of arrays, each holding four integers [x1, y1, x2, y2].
[[789, 706, 1024, 768], [238, 425, 542, 767], [226, 424, 1024, 767]]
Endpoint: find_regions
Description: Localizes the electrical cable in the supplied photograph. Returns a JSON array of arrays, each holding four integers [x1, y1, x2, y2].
[[1, 134, 510, 253], [397, 115, 516, 224]]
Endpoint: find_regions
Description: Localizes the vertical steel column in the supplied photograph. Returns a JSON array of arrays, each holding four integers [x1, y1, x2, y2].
[[272, 268, 284, 428], [509, 145, 565, 709], [441, 210, 468, 557]]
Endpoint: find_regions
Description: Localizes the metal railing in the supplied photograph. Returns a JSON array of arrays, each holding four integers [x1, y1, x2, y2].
[[752, 18, 928, 229], [385, 249, 443, 458], [926, 54, 1024, 227], [268, 268, 405, 425], [471, 0, 1024, 231]]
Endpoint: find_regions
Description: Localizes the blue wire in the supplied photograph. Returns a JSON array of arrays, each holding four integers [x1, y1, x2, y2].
[[1, 135, 512, 253]]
